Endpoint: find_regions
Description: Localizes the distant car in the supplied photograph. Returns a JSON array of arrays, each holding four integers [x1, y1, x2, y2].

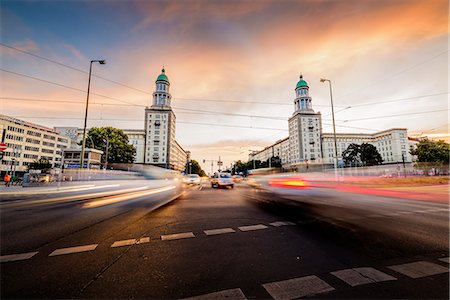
[[211, 173, 234, 189], [232, 175, 243, 182], [183, 174, 201, 185]]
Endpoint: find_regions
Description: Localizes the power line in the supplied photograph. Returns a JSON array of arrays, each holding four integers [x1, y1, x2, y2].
[[0, 42, 152, 95], [339, 49, 449, 98], [7, 115, 289, 131], [0, 68, 142, 106], [344, 109, 449, 122]]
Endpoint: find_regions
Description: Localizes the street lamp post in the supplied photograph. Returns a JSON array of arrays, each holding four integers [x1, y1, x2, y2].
[[320, 78, 338, 179], [80, 59, 106, 169]]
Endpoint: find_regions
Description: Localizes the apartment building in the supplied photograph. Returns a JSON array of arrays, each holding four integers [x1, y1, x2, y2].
[[0, 115, 70, 173]]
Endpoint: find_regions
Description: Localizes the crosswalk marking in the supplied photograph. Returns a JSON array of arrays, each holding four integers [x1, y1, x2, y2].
[[182, 288, 247, 300], [238, 224, 268, 231], [0, 251, 38, 263], [204, 228, 236, 236], [269, 221, 296, 227], [161, 232, 195, 241], [438, 257, 450, 263], [331, 267, 396, 286], [388, 261, 449, 278], [262, 275, 334, 300], [49, 244, 98, 256]]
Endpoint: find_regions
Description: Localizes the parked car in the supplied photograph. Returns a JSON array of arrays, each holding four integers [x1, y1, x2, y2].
[[183, 174, 201, 185], [211, 173, 234, 189]]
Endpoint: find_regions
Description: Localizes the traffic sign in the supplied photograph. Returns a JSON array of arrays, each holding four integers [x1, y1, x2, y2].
[[0, 143, 7, 151]]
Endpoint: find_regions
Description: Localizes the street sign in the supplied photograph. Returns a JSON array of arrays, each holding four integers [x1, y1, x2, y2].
[[0, 143, 7, 151], [217, 161, 223, 166]]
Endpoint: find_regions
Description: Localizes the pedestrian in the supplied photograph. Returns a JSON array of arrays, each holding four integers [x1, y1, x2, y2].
[[4, 174, 11, 187]]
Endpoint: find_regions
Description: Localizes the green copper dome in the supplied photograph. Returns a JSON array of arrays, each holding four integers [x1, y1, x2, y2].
[[156, 68, 169, 83], [295, 74, 308, 89]]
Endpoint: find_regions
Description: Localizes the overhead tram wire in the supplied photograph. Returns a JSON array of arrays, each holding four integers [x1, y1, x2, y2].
[[0, 42, 152, 96], [3, 42, 448, 109], [338, 49, 449, 99], [0, 68, 141, 107], [0, 42, 337, 108], [343, 109, 449, 122]]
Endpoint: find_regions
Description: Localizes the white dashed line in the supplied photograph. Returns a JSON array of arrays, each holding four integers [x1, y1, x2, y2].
[[49, 244, 98, 256], [161, 232, 195, 241], [438, 257, 450, 263], [387, 261, 449, 278], [0, 251, 39, 263], [331, 267, 396, 287], [263, 275, 335, 300], [137, 237, 150, 244], [182, 288, 247, 300], [111, 239, 137, 248], [238, 224, 268, 231], [269, 221, 296, 227], [204, 228, 236, 236]]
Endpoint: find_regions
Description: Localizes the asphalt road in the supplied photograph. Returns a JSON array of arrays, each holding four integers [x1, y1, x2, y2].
[[1, 182, 449, 299]]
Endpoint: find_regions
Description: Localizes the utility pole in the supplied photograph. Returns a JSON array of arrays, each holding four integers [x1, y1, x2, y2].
[[103, 138, 109, 170], [320, 78, 338, 179]]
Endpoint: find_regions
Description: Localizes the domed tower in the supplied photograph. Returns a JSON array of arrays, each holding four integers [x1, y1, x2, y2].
[[288, 74, 322, 167], [294, 74, 313, 112], [152, 68, 172, 108]]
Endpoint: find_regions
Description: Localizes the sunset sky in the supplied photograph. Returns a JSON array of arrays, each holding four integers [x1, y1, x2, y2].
[[1, 0, 448, 170]]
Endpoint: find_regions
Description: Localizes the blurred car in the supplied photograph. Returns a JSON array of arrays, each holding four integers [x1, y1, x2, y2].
[[183, 174, 201, 185], [232, 175, 243, 182], [211, 173, 234, 189], [247, 173, 334, 205]]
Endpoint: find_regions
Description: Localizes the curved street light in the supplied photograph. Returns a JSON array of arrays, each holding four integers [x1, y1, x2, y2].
[[80, 60, 106, 169], [320, 78, 338, 177]]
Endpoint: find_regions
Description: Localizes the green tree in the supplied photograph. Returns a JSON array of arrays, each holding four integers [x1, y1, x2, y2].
[[410, 138, 449, 164], [360, 143, 383, 166], [28, 158, 52, 172], [342, 143, 382, 167], [186, 160, 207, 177], [82, 127, 136, 164], [342, 143, 361, 166]]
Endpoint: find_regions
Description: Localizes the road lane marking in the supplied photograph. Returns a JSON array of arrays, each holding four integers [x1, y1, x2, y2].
[[0, 251, 38, 263], [263, 275, 334, 300], [238, 224, 268, 231], [111, 239, 137, 248], [161, 232, 195, 241], [387, 261, 449, 278], [182, 288, 247, 300], [331, 267, 396, 286], [204, 228, 236, 236], [269, 221, 296, 227], [49, 244, 98, 256], [137, 237, 150, 244], [438, 257, 450, 263]]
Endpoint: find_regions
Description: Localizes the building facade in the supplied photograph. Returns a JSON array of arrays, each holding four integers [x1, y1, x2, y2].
[[54, 69, 188, 172], [288, 75, 323, 166], [249, 75, 412, 169], [143, 68, 188, 171], [0, 115, 71, 173], [62, 148, 104, 169]]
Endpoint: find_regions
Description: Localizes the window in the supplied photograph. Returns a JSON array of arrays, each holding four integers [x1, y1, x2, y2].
[[57, 137, 68, 143], [42, 141, 55, 147], [27, 130, 41, 137], [7, 134, 23, 141], [26, 137, 40, 144], [42, 148, 54, 154], [8, 126, 24, 133], [44, 134, 56, 140]]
